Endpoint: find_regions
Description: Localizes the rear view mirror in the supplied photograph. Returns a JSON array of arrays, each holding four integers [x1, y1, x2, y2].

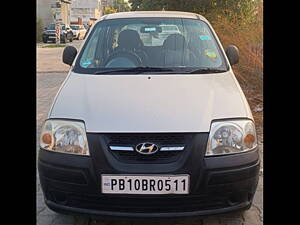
[[140, 26, 162, 33], [62, 46, 77, 66], [225, 45, 239, 66]]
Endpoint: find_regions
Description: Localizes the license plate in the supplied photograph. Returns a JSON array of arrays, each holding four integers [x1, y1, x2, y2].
[[101, 175, 189, 194]]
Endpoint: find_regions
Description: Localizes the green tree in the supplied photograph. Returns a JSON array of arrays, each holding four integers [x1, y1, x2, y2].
[[128, 0, 261, 25], [129, 0, 210, 12], [36, 17, 44, 43], [104, 7, 118, 14], [129, 0, 142, 10], [207, 0, 261, 23], [112, 0, 131, 12]]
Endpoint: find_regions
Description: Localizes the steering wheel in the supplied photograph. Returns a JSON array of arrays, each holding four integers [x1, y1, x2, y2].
[[103, 50, 143, 68]]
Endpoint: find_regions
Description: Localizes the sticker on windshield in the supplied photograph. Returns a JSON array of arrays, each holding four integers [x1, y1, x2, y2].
[[204, 49, 217, 59], [81, 60, 92, 68], [199, 35, 211, 41]]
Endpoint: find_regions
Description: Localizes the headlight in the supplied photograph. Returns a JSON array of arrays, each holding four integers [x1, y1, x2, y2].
[[40, 119, 89, 156], [206, 119, 257, 156]]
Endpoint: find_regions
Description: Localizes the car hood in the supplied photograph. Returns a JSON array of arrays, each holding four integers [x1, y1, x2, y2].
[[49, 71, 252, 132]]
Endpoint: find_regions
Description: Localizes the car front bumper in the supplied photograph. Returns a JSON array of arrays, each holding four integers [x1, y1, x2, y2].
[[43, 33, 56, 39], [38, 133, 260, 218]]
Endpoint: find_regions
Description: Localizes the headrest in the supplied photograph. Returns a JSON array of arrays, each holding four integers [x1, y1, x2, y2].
[[163, 34, 186, 51], [118, 29, 143, 50]]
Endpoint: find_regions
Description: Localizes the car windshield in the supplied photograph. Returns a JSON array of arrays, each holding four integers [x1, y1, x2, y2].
[[74, 18, 228, 74], [71, 25, 79, 30], [47, 24, 55, 30]]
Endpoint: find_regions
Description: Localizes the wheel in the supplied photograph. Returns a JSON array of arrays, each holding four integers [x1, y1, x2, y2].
[[69, 34, 73, 42], [42, 37, 47, 43], [60, 35, 66, 43]]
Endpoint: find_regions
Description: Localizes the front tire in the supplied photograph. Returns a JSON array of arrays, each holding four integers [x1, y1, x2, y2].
[[60, 35, 66, 43], [42, 37, 47, 43]]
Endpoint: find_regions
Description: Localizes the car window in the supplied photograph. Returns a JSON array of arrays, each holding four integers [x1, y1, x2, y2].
[[75, 18, 227, 74], [47, 24, 55, 30], [79, 26, 104, 68], [118, 23, 181, 47], [71, 25, 79, 30]]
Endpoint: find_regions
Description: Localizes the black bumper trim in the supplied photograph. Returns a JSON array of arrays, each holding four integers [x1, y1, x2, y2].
[[45, 199, 250, 218], [205, 149, 259, 170]]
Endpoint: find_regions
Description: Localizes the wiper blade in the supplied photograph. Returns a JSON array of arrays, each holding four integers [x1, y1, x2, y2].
[[94, 67, 175, 74], [187, 68, 228, 74]]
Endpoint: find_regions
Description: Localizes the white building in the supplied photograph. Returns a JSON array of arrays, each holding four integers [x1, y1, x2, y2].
[[37, 0, 72, 26], [37, 0, 57, 26], [101, 0, 114, 7], [70, 0, 102, 24]]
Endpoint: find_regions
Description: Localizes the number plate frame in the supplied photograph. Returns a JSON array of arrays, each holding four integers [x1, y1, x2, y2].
[[101, 174, 190, 194]]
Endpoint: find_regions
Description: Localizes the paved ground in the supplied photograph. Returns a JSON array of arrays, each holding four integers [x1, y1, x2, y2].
[[36, 40, 263, 225], [37, 40, 82, 73]]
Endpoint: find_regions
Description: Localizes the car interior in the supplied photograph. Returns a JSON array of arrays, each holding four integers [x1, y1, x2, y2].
[[80, 22, 222, 69], [103, 29, 201, 68]]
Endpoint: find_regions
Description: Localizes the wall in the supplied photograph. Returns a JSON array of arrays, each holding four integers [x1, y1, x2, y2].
[[70, 0, 101, 23], [61, 2, 70, 24], [37, 0, 72, 26], [71, 0, 99, 8], [36, 0, 57, 26]]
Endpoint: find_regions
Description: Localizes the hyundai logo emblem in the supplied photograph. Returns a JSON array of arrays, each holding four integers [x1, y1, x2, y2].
[[135, 143, 159, 155]]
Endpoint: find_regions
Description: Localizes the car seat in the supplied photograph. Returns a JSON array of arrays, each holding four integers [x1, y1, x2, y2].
[[114, 29, 149, 66]]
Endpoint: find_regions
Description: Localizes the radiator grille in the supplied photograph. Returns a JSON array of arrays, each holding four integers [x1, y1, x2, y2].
[[104, 133, 194, 163]]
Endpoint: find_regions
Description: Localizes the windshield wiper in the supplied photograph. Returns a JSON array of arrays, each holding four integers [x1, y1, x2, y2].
[[94, 67, 228, 74], [187, 68, 228, 74], [94, 67, 176, 74]]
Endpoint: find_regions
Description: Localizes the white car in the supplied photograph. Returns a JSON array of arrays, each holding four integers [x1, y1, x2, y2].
[[38, 11, 260, 218], [70, 24, 86, 40]]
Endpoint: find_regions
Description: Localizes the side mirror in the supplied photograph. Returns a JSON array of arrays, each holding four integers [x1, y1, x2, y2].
[[225, 45, 239, 66], [44, 27, 47, 30], [62, 46, 77, 66]]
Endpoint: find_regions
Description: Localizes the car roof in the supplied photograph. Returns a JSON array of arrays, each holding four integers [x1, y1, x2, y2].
[[103, 11, 208, 22]]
